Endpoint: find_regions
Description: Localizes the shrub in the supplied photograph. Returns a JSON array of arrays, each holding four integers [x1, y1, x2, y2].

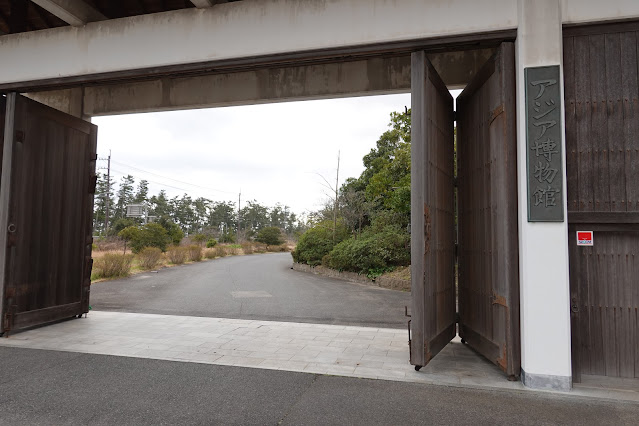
[[157, 217, 184, 246], [187, 245, 203, 262], [241, 242, 254, 255], [192, 233, 207, 246], [291, 220, 349, 266], [322, 224, 410, 276], [255, 227, 283, 247], [138, 247, 162, 270], [118, 223, 170, 254], [206, 238, 218, 248], [214, 246, 227, 257], [166, 246, 187, 264], [204, 249, 216, 259], [93, 253, 134, 278]]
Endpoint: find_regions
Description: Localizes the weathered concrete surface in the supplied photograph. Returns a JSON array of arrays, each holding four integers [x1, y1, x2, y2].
[[28, 49, 494, 116], [0, 0, 519, 86]]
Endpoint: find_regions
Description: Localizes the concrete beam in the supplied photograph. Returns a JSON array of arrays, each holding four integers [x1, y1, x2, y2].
[[82, 56, 412, 115], [29, 49, 493, 117], [25, 87, 86, 118], [26, 49, 492, 116], [190, 0, 227, 7], [0, 0, 519, 87], [31, 0, 107, 27]]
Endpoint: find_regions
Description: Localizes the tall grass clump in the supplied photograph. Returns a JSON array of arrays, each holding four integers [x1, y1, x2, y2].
[[93, 253, 134, 279], [187, 245, 203, 262], [214, 246, 227, 257], [240, 241, 254, 254], [167, 246, 187, 264], [138, 247, 162, 270]]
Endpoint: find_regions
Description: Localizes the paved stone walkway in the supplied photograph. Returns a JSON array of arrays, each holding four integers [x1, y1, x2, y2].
[[0, 311, 636, 402]]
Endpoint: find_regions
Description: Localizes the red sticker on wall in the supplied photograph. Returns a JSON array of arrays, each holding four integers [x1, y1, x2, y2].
[[577, 231, 593, 246]]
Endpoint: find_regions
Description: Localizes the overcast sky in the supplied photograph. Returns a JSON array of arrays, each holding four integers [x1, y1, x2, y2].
[[93, 94, 413, 216]]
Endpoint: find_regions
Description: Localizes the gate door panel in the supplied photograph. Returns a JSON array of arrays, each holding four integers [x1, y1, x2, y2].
[[456, 43, 521, 377], [410, 52, 456, 367], [564, 21, 639, 381], [0, 94, 97, 333]]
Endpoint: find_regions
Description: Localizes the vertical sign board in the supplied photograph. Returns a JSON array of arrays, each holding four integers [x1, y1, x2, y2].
[[525, 66, 564, 222]]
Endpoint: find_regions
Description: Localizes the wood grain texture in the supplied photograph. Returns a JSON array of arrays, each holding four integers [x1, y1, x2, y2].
[[1, 95, 96, 333], [456, 43, 520, 377], [410, 51, 455, 367], [566, 24, 639, 380]]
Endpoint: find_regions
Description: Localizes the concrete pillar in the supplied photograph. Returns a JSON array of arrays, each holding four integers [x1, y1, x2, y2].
[[515, 0, 572, 391]]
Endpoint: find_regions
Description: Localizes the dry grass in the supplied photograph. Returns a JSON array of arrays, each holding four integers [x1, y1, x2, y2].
[[138, 247, 163, 270], [187, 245, 203, 262], [166, 246, 188, 264], [93, 253, 134, 279]]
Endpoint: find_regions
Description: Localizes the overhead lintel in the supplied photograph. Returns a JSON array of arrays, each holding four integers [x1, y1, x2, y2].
[[31, 0, 107, 27]]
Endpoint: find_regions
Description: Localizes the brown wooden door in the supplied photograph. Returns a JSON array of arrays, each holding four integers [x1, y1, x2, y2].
[[409, 52, 456, 368], [0, 93, 97, 334], [564, 21, 639, 381], [456, 43, 521, 378]]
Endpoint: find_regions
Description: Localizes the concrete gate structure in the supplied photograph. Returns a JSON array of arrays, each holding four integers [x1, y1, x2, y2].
[[0, 0, 638, 392]]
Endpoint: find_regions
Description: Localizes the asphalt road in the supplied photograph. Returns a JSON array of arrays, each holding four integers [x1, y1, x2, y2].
[[0, 346, 636, 426], [90, 253, 411, 328]]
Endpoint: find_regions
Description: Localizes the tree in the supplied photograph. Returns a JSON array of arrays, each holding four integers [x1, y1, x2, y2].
[[255, 227, 284, 248], [119, 223, 170, 253], [118, 226, 140, 254], [240, 200, 270, 236], [157, 216, 184, 246], [114, 175, 136, 220], [149, 190, 170, 218], [94, 172, 114, 235], [134, 180, 149, 203]]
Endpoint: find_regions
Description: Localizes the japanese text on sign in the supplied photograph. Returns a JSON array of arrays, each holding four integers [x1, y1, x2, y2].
[[525, 66, 564, 222]]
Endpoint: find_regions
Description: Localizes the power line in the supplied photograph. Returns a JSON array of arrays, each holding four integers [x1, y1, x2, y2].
[[108, 169, 245, 202], [109, 159, 237, 195]]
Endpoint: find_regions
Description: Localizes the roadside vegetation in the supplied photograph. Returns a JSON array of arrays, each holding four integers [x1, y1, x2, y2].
[[91, 238, 291, 282], [292, 109, 412, 279]]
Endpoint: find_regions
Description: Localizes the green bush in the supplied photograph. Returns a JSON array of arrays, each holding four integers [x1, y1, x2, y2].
[[93, 253, 134, 278], [291, 220, 349, 266], [138, 247, 162, 270], [166, 246, 187, 264], [157, 217, 184, 246], [187, 245, 203, 262], [322, 224, 410, 276], [255, 226, 283, 247], [118, 223, 171, 254], [206, 238, 218, 248]]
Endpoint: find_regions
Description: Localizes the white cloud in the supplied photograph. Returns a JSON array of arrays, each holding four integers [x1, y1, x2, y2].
[[94, 94, 412, 214]]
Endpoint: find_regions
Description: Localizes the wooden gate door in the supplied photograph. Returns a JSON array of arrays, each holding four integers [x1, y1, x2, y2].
[[409, 52, 456, 369], [456, 43, 521, 378], [564, 21, 639, 381], [0, 93, 97, 334]]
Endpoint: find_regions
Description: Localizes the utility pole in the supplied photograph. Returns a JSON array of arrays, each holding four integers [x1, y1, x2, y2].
[[333, 151, 340, 242], [104, 150, 111, 234], [237, 190, 241, 242]]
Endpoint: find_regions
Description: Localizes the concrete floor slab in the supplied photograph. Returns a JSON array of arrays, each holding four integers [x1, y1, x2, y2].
[[0, 311, 637, 402]]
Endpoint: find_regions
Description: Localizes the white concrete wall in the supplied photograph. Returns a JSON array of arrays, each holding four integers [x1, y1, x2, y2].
[[562, 0, 639, 24], [515, 0, 572, 390], [0, 0, 517, 86]]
